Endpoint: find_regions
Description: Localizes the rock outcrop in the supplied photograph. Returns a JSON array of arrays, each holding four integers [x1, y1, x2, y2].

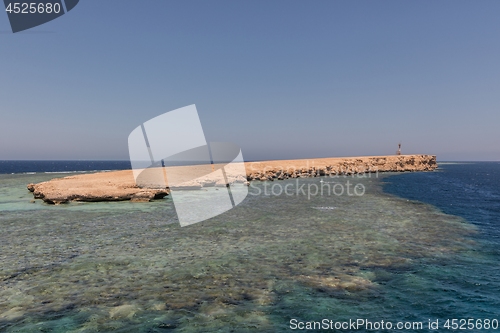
[[244, 154, 437, 181], [27, 155, 436, 204], [27, 170, 169, 205]]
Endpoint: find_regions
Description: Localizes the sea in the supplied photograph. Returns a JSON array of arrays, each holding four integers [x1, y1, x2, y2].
[[0, 161, 499, 332]]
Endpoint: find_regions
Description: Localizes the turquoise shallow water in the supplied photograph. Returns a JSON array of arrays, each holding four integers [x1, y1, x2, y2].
[[0, 169, 498, 332]]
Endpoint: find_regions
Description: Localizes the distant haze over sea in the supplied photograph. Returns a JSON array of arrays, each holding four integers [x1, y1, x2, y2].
[[0, 161, 132, 175]]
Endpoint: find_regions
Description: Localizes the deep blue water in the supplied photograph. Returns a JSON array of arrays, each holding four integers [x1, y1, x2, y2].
[[384, 162, 500, 243], [382, 162, 500, 330], [0, 160, 132, 174]]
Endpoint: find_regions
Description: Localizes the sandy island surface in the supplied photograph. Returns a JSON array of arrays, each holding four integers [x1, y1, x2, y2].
[[27, 154, 436, 204]]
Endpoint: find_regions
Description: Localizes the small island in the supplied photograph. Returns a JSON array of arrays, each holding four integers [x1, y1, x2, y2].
[[27, 154, 437, 204]]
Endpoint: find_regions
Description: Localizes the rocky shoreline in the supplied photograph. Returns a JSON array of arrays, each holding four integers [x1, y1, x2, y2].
[[27, 170, 169, 205], [244, 154, 436, 181], [27, 155, 436, 204]]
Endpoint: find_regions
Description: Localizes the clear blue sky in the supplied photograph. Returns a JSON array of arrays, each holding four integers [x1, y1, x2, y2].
[[1, 1, 499, 161]]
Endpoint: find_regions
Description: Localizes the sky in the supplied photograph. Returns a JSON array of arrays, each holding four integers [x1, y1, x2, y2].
[[1, 1, 499, 161]]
